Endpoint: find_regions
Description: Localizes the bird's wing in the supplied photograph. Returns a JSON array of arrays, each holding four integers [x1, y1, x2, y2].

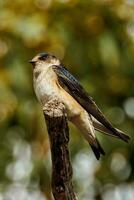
[[52, 65, 130, 142], [92, 117, 120, 138]]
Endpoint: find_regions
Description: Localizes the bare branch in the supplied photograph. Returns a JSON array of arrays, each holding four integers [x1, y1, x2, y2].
[[43, 99, 77, 200]]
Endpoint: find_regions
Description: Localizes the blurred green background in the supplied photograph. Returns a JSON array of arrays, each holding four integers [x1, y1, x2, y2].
[[0, 0, 134, 199]]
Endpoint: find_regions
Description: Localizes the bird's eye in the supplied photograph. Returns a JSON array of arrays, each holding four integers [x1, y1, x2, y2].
[[39, 56, 47, 61]]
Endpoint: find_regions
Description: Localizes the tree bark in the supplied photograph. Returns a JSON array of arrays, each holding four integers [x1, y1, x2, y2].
[[43, 99, 77, 200]]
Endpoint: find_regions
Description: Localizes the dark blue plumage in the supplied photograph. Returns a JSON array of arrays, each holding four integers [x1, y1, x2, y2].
[[52, 65, 130, 143]]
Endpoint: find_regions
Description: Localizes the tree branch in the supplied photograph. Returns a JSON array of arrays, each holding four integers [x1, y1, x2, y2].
[[43, 99, 77, 200]]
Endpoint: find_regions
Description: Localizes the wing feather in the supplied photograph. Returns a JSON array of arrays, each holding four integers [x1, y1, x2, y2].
[[52, 65, 130, 142]]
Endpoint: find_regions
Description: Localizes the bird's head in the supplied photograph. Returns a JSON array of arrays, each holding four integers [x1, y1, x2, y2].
[[29, 53, 60, 69]]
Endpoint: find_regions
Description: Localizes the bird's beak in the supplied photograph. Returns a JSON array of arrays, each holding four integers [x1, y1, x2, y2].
[[29, 59, 36, 68], [29, 60, 35, 64]]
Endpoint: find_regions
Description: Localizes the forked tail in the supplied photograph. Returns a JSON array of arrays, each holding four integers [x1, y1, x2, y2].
[[90, 138, 105, 160]]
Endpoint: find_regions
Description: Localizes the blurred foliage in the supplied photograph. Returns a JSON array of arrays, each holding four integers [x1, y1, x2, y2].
[[0, 0, 134, 199]]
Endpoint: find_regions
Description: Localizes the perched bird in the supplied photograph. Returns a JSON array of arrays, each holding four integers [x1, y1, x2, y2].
[[29, 53, 130, 160]]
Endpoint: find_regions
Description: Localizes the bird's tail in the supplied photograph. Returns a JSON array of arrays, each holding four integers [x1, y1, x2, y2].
[[89, 138, 105, 160]]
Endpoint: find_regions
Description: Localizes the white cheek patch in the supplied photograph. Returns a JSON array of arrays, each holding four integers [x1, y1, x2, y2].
[[52, 59, 60, 65]]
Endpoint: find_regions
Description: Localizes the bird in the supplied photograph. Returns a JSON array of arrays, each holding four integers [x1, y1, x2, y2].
[[29, 52, 130, 160]]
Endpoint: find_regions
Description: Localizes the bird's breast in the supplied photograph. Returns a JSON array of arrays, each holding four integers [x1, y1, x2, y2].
[[34, 68, 59, 105], [33, 67, 85, 119]]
